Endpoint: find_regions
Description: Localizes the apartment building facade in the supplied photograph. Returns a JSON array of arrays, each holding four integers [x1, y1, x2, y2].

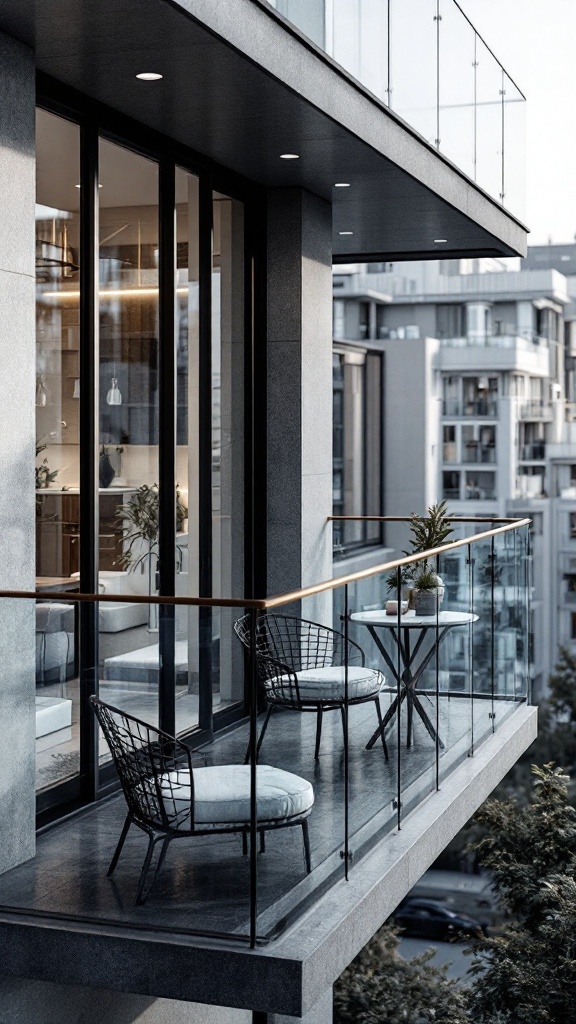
[[333, 255, 576, 698], [0, 2, 535, 1022]]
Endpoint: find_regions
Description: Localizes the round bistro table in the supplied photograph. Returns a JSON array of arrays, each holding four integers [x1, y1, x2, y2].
[[350, 609, 478, 750]]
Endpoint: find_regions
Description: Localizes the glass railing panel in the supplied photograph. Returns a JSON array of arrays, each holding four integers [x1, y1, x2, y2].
[[491, 529, 527, 726], [438, 0, 476, 181], [469, 537, 495, 753], [475, 36, 504, 203], [331, 0, 389, 102], [344, 570, 402, 852], [34, 595, 77, 793], [502, 73, 526, 220], [397, 550, 441, 822], [389, 0, 438, 148], [511, 525, 530, 703], [251, 592, 346, 940], [433, 545, 473, 784]]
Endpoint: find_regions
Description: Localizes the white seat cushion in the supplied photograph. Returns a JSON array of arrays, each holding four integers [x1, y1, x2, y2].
[[274, 666, 384, 702], [162, 764, 314, 826]]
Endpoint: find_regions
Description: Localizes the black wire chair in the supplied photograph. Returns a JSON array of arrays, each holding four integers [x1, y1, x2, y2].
[[233, 614, 388, 761], [91, 697, 314, 904]]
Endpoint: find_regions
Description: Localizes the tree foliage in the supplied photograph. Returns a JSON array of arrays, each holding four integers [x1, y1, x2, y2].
[[335, 765, 576, 1024], [548, 645, 576, 725], [466, 764, 576, 1023], [334, 923, 470, 1024]]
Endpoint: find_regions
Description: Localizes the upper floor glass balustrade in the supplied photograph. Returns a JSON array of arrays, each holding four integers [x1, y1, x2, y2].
[[263, 0, 526, 219], [0, 515, 530, 948]]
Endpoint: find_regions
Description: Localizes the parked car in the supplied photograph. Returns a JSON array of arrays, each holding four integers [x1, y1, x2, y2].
[[393, 898, 487, 941]]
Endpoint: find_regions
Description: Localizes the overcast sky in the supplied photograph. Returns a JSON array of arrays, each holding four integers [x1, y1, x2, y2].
[[458, 0, 576, 245]]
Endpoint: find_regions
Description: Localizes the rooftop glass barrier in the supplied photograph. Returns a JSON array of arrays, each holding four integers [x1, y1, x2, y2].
[[0, 516, 531, 948], [263, 0, 526, 219]]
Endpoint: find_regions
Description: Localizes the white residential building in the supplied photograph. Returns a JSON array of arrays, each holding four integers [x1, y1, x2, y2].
[[334, 256, 576, 699]]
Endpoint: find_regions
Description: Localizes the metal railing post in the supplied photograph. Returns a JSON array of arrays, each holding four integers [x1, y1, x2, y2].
[[248, 607, 258, 948]]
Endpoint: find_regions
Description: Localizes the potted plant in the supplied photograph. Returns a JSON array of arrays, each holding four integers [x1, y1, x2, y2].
[[410, 565, 443, 616], [404, 501, 455, 610], [116, 484, 188, 629], [99, 445, 116, 488], [35, 439, 59, 490]]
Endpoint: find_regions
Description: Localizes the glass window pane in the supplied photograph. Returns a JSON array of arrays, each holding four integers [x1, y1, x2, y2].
[[212, 190, 245, 712], [35, 108, 81, 792], [175, 166, 200, 736], [97, 140, 160, 735]]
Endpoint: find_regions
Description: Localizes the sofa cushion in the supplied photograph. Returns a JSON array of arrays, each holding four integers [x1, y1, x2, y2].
[[99, 601, 149, 633], [273, 665, 384, 702], [161, 764, 314, 826], [36, 603, 75, 633]]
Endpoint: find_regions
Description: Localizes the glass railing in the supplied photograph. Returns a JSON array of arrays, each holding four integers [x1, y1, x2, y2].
[[440, 333, 547, 350], [443, 399, 498, 417], [520, 401, 553, 420], [0, 514, 531, 949], [262, 0, 526, 218]]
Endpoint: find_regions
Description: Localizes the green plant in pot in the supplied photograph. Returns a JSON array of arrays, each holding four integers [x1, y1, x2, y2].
[[116, 483, 188, 630], [404, 501, 454, 612], [385, 566, 413, 601], [410, 565, 442, 616]]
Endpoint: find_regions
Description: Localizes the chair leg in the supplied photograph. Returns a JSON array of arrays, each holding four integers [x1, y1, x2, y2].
[[153, 836, 172, 881], [259, 830, 266, 854], [374, 698, 389, 761], [135, 833, 159, 906], [244, 705, 273, 765], [314, 707, 324, 761], [339, 704, 346, 740], [107, 813, 132, 877], [407, 694, 414, 748], [242, 830, 248, 856], [302, 819, 311, 874]]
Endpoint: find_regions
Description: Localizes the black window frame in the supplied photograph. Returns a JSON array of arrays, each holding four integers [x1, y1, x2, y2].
[[332, 344, 384, 559]]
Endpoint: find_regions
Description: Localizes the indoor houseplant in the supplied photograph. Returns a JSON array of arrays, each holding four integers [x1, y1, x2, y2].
[[116, 484, 188, 629]]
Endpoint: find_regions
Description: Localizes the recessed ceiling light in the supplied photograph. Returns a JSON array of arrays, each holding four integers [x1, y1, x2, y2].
[[136, 72, 163, 81], [280, 153, 299, 160], [433, 238, 448, 244], [339, 231, 353, 236], [75, 184, 103, 188], [334, 183, 351, 187]]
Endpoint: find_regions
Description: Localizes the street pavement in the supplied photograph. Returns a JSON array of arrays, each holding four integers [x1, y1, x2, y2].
[[398, 936, 476, 983]]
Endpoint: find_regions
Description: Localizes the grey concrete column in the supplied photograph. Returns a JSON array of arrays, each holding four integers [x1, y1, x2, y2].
[[266, 188, 333, 613], [0, 31, 36, 871]]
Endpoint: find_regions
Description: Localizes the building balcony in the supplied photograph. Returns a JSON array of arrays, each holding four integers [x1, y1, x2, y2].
[[462, 443, 497, 465], [264, 0, 525, 218], [0, 518, 535, 1011], [443, 399, 498, 418], [439, 335, 551, 376], [519, 442, 546, 461], [520, 400, 553, 421]]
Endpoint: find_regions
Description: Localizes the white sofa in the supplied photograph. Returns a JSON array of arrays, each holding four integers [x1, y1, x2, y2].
[[35, 603, 75, 683]]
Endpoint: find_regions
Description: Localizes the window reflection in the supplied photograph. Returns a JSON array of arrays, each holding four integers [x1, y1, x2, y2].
[[35, 109, 81, 791], [97, 139, 160, 736]]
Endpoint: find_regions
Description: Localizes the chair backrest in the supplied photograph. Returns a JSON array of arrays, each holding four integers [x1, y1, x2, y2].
[[234, 613, 359, 680], [90, 697, 194, 832]]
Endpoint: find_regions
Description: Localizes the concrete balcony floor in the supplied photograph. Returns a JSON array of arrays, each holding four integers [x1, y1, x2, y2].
[[1, 691, 524, 943]]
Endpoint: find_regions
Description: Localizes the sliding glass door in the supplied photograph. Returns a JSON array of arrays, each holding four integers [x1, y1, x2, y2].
[[35, 95, 249, 814]]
